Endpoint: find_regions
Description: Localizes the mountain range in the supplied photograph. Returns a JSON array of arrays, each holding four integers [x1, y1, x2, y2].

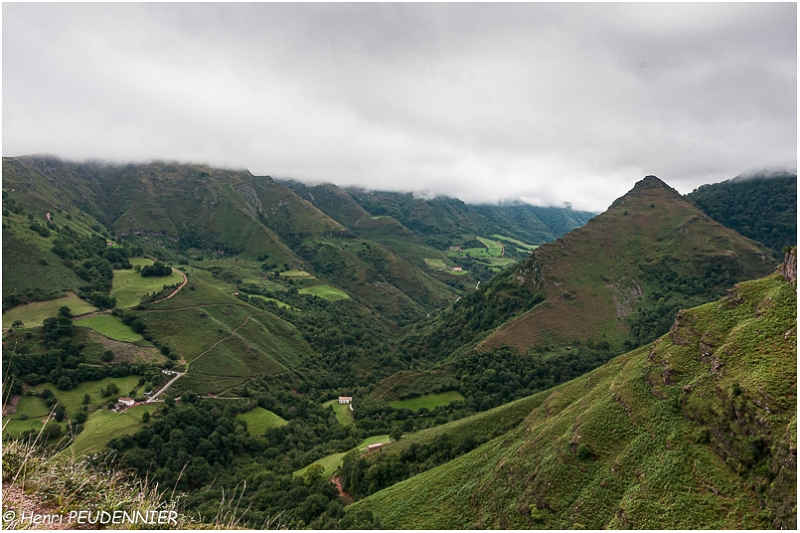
[[1, 155, 795, 529]]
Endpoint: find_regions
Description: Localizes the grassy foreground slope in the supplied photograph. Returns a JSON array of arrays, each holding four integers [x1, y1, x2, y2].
[[352, 266, 796, 529]]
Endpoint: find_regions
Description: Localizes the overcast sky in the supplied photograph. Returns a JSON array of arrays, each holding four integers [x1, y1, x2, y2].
[[3, 3, 796, 211]]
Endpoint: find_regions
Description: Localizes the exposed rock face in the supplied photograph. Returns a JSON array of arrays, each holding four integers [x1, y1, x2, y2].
[[781, 247, 797, 284]]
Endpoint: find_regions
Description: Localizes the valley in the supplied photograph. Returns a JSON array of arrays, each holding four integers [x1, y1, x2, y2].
[[2, 156, 796, 529]]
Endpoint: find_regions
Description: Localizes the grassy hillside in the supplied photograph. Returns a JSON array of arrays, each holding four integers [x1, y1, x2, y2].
[[281, 180, 372, 228], [687, 170, 796, 253], [352, 267, 796, 529], [472, 203, 596, 245], [478, 176, 775, 353]]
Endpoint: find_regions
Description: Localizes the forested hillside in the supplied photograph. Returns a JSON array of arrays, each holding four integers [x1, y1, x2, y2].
[[400, 176, 774, 370], [2, 158, 793, 529], [687, 170, 796, 253]]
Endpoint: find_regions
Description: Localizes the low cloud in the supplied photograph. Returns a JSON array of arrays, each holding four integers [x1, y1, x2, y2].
[[3, 3, 795, 211]]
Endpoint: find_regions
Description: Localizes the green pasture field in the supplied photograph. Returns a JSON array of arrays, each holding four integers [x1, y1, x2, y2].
[[279, 269, 314, 278], [3, 417, 45, 438], [2, 293, 97, 329], [12, 395, 51, 418], [111, 259, 184, 308], [359, 434, 391, 450], [298, 284, 350, 301], [30, 376, 143, 414], [247, 294, 297, 310], [75, 314, 142, 342], [424, 258, 447, 269], [388, 391, 465, 412], [2, 418, 65, 440], [294, 435, 391, 479], [447, 248, 492, 259], [235, 407, 288, 436], [474, 257, 516, 268], [67, 404, 158, 456], [323, 399, 354, 426], [491, 234, 538, 250], [295, 451, 348, 480], [476, 237, 504, 256]]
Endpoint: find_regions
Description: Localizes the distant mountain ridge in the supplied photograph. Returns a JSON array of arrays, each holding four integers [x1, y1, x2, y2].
[[687, 169, 796, 253], [402, 175, 775, 373]]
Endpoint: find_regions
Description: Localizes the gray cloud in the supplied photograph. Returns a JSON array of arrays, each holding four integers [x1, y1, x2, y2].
[[3, 3, 795, 211]]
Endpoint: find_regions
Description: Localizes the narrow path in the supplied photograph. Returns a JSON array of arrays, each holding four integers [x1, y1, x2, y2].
[[74, 309, 110, 321], [149, 312, 262, 400], [189, 315, 254, 365], [143, 303, 233, 312], [147, 370, 183, 403], [74, 268, 187, 322], [149, 268, 188, 305]]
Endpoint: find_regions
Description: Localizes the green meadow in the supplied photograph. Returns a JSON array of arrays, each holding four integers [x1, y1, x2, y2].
[[30, 376, 144, 413], [247, 294, 297, 310], [294, 435, 391, 479], [76, 314, 142, 342], [279, 269, 314, 278], [491, 234, 538, 250], [235, 407, 288, 435], [388, 391, 465, 411], [67, 404, 158, 456], [424, 258, 447, 269], [2, 292, 97, 329], [476, 237, 504, 256], [323, 399, 354, 426], [298, 284, 350, 301], [111, 258, 184, 308], [2, 417, 65, 440]]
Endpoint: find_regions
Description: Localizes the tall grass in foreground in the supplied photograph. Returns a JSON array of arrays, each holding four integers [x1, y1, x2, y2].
[[2, 427, 273, 529]]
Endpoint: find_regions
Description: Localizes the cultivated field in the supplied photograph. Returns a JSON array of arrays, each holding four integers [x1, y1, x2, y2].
[[423, 258, 447, 269], [279, 269, 315, 278], [76, 314, 142, 342], [491, 234, 538, 250], [298, 284, 350, 301], [2, 292, 96, 329], [111, 258, 184, 308], [67, 404, 158, 456], [235, 407, 288, 435], [29, 376, 144, 413], [322, 399, 354, 426], [294, 434, 391, 479]]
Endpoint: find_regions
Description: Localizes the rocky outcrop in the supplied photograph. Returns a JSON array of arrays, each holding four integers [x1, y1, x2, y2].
[[781, 247, 796, 284]]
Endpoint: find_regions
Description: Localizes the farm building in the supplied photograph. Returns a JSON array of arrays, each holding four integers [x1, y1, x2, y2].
[[338, 396, 352, 404], [366, 443, 384, 451], [117, 397, 135, 407]]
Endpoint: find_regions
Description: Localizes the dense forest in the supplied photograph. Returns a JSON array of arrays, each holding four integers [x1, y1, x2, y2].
[[687, 171, 796, 252]]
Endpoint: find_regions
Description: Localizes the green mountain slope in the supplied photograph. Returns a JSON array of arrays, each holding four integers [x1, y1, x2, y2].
[[471, 203, 596, 245], [2, 157, 464, 322], [479, 176, 775, 353], [351, 261, 797, 529], [686, 170, 797, 253], [281, 180, 371, 228], [283, 180, 473, 291]]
